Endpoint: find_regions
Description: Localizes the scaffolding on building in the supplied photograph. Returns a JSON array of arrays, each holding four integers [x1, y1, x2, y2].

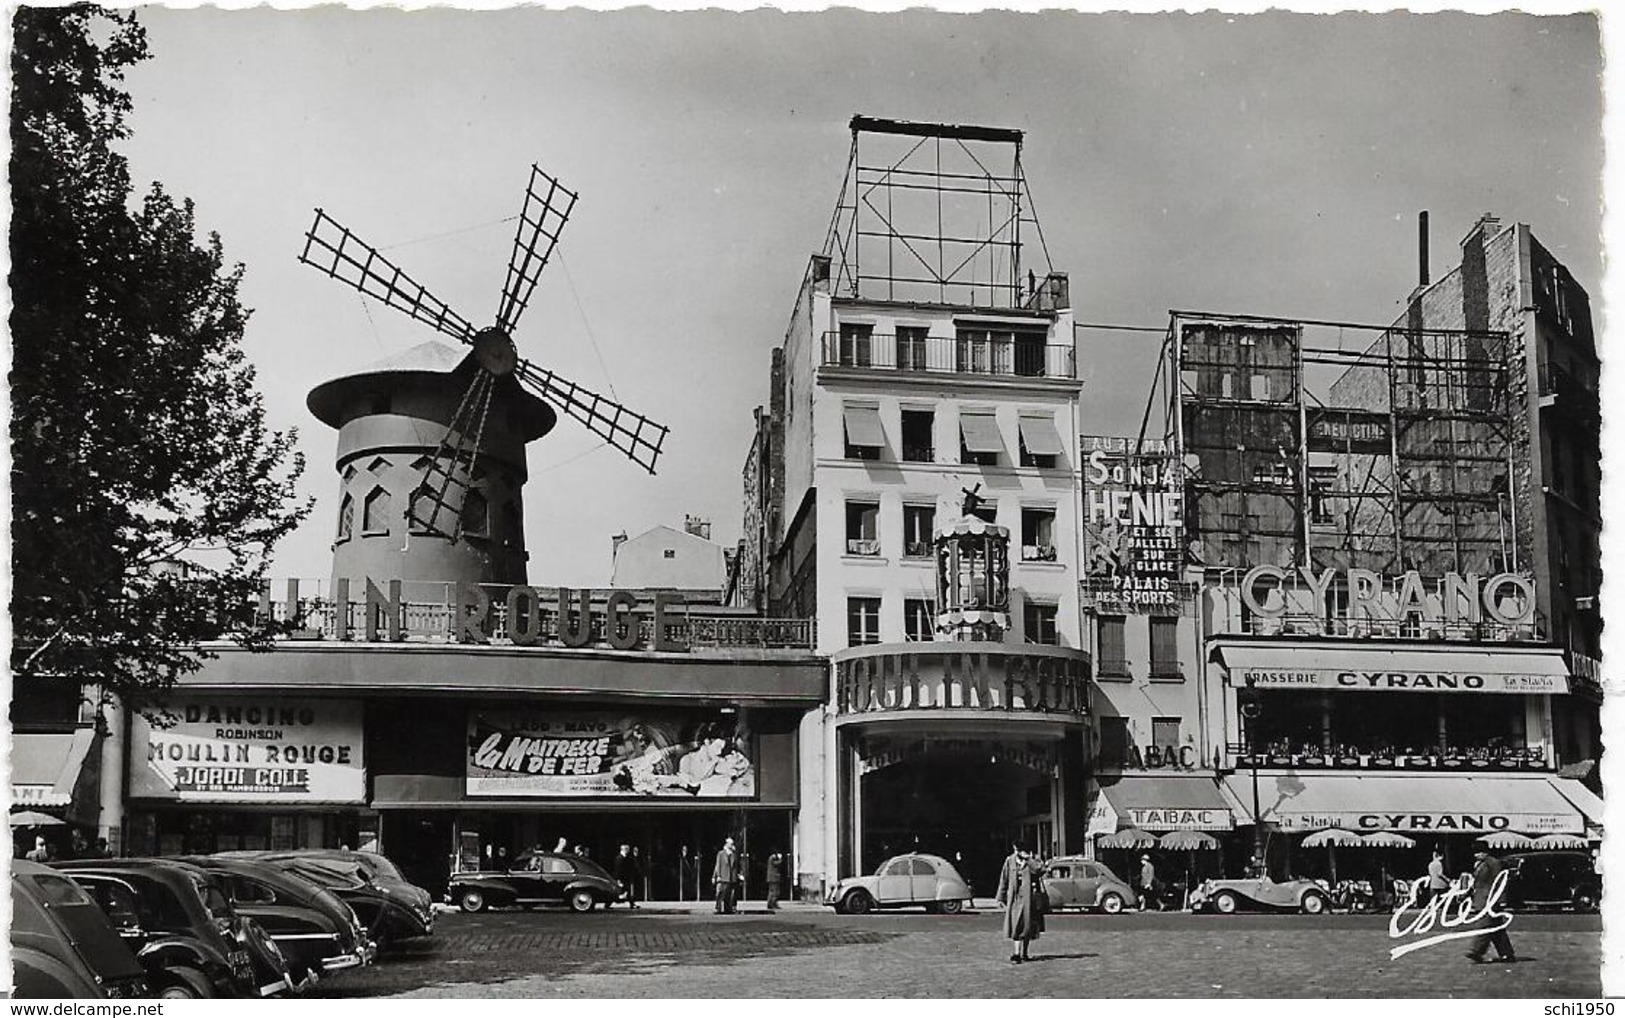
[[1132, 310, 1519, 582], [823, 115, 1054, 308]]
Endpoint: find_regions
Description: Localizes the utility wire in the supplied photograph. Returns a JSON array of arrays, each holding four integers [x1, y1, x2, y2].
[[1074, 321, 1169, 334], [555, 250, 620, 401], [379, 215, 520, 252]]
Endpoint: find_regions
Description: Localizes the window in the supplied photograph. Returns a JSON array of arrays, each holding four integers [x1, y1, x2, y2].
[[1250, 373, 1271, 401], [1021, 507, 1057, 561], [839, 323, 873, 367], [1308, 465, 1338, 525], [909, 858, 936, 876], [230, 877, 276, 905], [1099, 716, 1130, 765], [1013, 332, 1048, 377], [1151, 717, 1182, 754], [896, 326, 929, 371], [845, 501, 879, 556], [967, 500, 998, 525], [959, 411, 1002, 466], [902, 504, 935, 558], [1097, 615, 1128, 677], [901, 409, 935, 463], [847, 597, 881, 646], [337, 494, 355, 542], [1024, 602, 1058, 645], [1220, 372, 1234, 398], [842, 403, 885, 460], [1149, 617, 1180, 679], [541, 857, 575, 875], [1017, 412, 1063, 468], [904, 598, 935, 641], [362, 486, 392, 535], [955, 325, 1047, 376], [461, 489, 488, 537]]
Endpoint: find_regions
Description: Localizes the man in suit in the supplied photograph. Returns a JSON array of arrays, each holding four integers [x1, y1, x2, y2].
[[1464, 849, 1517, 964], [713, 836, 741, 914]]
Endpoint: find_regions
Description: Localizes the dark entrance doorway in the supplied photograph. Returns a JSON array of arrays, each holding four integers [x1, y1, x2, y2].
[[860, 751, 1053, 896]]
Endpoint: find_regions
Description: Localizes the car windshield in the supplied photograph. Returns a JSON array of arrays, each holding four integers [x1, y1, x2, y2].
[[193, 875, 234, 921], [361, 853, 403, 880]]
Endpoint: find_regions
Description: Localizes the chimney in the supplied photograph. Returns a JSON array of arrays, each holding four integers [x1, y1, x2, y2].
[[809, 254, 832, 293], [611, 531, 628, 558], [1024, 271, 1070, 312], [684, 515, 712, 541], [1418, 211, 1430, 287]]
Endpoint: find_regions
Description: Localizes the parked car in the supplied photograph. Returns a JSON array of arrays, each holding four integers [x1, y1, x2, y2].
[[1042, 856, 1135, 913], [1189, 875, 1330, 915], [11, 860, 149, 999], [217, 851, 433, 949], [825, 853, 973, 914], [55, 859, 260, 998], [448, 851, 621, 913], [1501, 850, 1601, 912], [181, 855, 374, 985]]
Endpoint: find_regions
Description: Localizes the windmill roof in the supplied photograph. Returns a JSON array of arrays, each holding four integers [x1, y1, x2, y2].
[[306, 339, 555, 439]]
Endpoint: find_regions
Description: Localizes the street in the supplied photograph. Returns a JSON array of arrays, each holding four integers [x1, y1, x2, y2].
[[310, 903, 1602, 998]]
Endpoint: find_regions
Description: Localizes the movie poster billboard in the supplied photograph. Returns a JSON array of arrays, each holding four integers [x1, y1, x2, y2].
[[130, 698, 365, 803], [1082, 435, 1189, 613], [466, 709, 756, 799]]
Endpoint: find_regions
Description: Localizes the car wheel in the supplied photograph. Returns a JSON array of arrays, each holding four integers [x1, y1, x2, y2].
[[568, 890, 596, 913], [844, 889, 875, 914], [157, 966, 215, 999], [1301, 892, 1328, 915], [459, 889, 487, 914], [1100, 892, 1125, 914], [940, 899, 964, 915], [1213, 891, 1239, 915]]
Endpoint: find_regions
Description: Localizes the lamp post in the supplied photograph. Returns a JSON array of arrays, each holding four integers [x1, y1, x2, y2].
[[1240, 675, 1264, 873]]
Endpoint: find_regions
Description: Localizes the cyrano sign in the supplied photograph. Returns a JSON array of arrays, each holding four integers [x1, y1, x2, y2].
[[1240, 565, 1536, 627]]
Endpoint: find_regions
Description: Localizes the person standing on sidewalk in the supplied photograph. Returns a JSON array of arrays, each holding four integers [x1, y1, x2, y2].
[[1138, 854, 1161, 911], [765, 852, 784, 910], [613, 844, 641, 909], [1464, 849, 1517, 964], [995, 845, 1044, 963], [1424, 849, 1449, 907], [713, 836, 741, 914]]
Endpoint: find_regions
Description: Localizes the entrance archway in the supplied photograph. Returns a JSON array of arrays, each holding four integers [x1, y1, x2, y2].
[[860, 748, 1054, 895]]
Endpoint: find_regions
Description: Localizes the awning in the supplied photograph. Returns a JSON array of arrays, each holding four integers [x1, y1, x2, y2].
[[1097, 774, 1235, 831], [11, 730, 99, 814], [1214, 642, 1570, 695], [1017, 413, 1065, 457], [959, 412, 1003, 454], [842, 404, 885, 449], [1546, 776, 1604, 828], [1219, 772, 1584, 835]]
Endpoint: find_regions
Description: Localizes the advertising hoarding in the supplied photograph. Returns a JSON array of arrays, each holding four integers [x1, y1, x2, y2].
[[1081, 436, 1190, 613]]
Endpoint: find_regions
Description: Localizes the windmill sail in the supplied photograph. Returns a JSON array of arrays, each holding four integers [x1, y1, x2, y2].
[[516, 360, 667, 475], [496, 165, 578, 334], [299, 209, 475, 343]]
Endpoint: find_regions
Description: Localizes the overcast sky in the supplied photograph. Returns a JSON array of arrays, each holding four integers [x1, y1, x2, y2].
[[119, 8, 1603, 587]]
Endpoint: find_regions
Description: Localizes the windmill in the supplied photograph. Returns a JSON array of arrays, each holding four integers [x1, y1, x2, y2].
[[298, 165, 669, 541]]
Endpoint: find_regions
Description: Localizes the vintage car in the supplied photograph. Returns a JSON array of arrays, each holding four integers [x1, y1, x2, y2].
[[218, 851, 433, 949], [182, 855, 374, 984], [1042, 856, 1136, 913], [447, 851, 621, 913], [1189, 875, 1329, 915], [1501, 850, 1601, 912], [825, 853, 973, 914], [11, 860, 149, 999], [56, 859, 263, 998]]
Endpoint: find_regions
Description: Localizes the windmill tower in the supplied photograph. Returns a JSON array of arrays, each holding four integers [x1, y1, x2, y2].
[[299, 165, 670, 588]]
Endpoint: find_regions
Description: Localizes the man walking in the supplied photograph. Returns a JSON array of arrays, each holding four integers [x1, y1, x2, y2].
[[1464, 848, 1517, 964], [1138, 854, 1160, 911], [765, 852, 784, 910], [713, 836, 741, 914]]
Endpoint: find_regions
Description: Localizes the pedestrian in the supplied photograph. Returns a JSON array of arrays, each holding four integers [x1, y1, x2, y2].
[[712, 836, 741, 914], [91, 837, 112, 859], [554, 836, 569, 853], [25, 836, 51, 863], [613, 844, 641, 908], [1424, 849, 1449, 907], [995, 844, 1044, 963], [1138, 853, 1161, 911], [765, 852, 784, 910], [69, 830, 88, 860], [1464, 849, 1517, 964]]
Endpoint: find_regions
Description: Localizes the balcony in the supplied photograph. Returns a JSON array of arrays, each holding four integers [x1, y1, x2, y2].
[[821, 331, 1076, 380], [1226, 740, 1549, 773], [846, 538, 881, 557], [255, 580, 815, 650], [1021, 544, 1058, 563]]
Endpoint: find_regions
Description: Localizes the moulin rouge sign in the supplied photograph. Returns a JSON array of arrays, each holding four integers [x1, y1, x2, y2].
[[262, 580, 688, 650]]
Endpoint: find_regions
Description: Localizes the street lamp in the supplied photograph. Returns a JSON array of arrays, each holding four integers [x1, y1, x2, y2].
[[1240, 674, 1264, 874]]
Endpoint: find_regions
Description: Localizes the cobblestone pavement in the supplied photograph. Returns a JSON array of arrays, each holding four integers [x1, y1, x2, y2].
[[313, 906, 1602, 998]]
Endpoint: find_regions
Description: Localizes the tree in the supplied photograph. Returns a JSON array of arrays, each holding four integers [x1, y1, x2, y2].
[[10, 4, 311, 712]]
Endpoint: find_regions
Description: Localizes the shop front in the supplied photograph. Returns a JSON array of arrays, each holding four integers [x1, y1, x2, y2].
[[1085, 773, 1240, 894], [123, 696, 372, 856], [827, 643, 1090, 897]]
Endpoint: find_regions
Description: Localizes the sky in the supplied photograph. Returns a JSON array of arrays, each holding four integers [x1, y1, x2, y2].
[[117, 7, 1604, 587]]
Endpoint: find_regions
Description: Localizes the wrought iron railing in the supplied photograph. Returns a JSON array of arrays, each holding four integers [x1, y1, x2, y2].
[[820, 331, 1075, 379]]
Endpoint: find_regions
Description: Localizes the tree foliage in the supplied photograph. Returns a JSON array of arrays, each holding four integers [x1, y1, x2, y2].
[[11, 5, 311, 710]]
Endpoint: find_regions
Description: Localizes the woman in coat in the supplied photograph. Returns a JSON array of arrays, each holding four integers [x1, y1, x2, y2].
[[995, 845, 1045, 963]]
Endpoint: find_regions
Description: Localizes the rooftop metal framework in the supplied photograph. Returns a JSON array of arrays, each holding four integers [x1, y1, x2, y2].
[[1135, 311, 1518, 578], [822, 115, 1052, 307]]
